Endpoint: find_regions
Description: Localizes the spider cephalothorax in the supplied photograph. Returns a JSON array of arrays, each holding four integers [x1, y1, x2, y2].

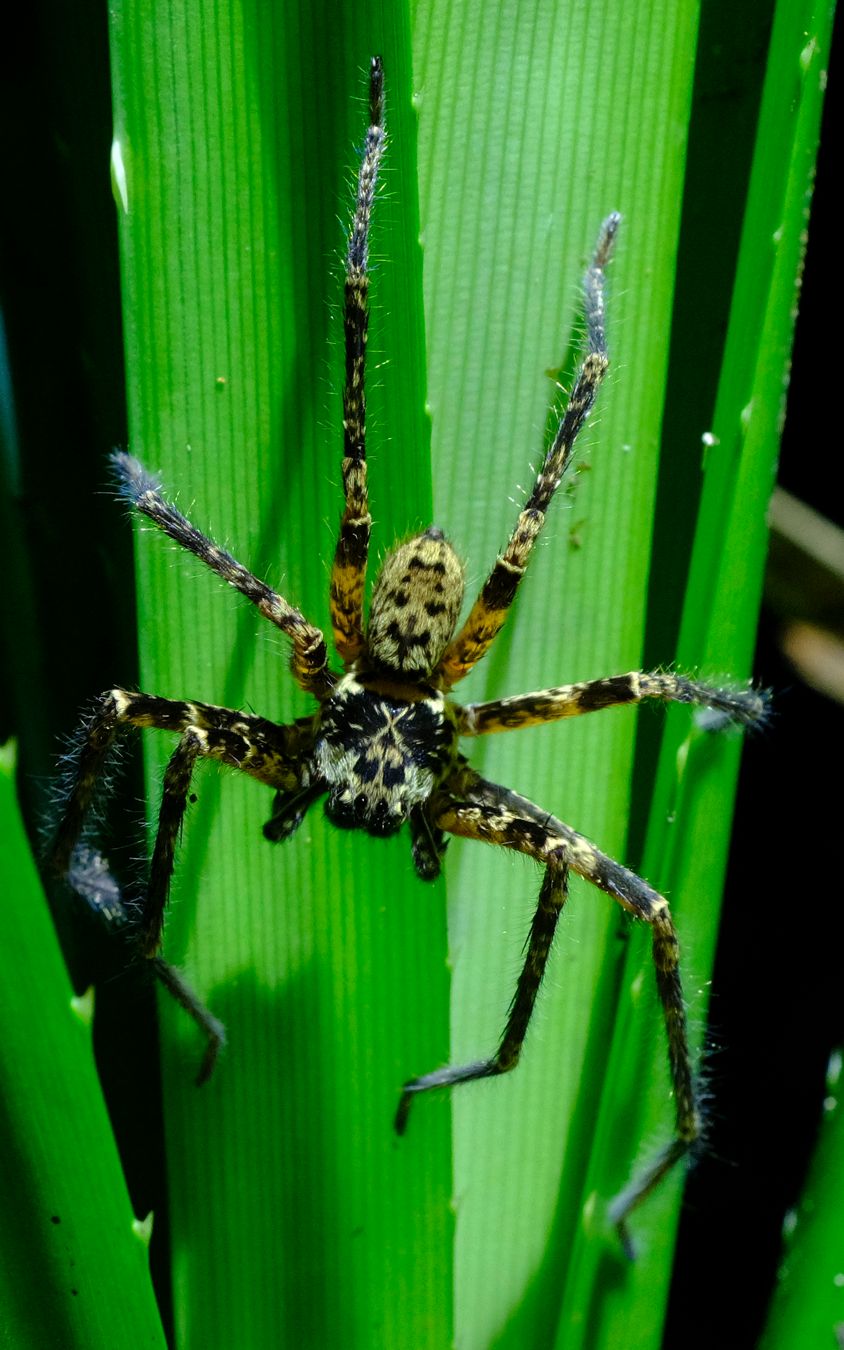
[[316, 524, 465, 836], [315, 673, 458, 838], [49, 56, 767, 1249]]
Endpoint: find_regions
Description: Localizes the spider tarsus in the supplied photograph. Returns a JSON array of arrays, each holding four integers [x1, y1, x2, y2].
[[615, 1219, 637, 1264], [369, 55, 384, 124], [724, 685, 772, 728], [582, 213, 620, 361], [395, 1059, 499, 1135], [195, 1036, 224, 1088], [679, 677, 772, 730], [594, 210, 621, 267], [111, 449, 162, 503], [607, 1134, 693, 1259], [66, 844, 128, 926]]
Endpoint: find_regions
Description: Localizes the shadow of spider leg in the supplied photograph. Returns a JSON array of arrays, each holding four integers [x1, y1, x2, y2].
[[48, 687, 315, 1082], [396, 771, 699, 1255]]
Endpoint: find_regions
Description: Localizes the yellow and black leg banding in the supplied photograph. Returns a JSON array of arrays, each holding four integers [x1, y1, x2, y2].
[[48, 687, 315, 903], [456, 669, 770, 735], [48, 58, 768, 1250], [438, 214, 620, 689], [330, 57, 386, 662], [111, 453, 336, 699], [47, 686, 316, 1079], [398, 768, 699, 1245]]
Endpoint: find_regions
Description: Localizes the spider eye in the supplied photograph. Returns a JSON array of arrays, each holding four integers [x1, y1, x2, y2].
[[324, 792, 355, 830], [324, 790, 402, 838], [365, 799, 402, 838]]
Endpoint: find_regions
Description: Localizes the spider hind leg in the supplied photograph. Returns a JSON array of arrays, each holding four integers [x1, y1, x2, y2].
[[395, 861, 567, 1132], [48, 687, 314, 1079], [397, 773, 701, 1249]]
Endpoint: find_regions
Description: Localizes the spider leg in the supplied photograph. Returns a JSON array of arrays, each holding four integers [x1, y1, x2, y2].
[[48, 688, 313, 877], [395, 860, 568, 1132], [141, 728, 202, 957], [48, 688, 315, 1079], [437, 213, 620, 689], [112, 452, 337, 699], [399, 769, 698, 1247], [330, 56, 386, 663], [408, 804, 450, 881], [455, 670, 769, 736], [141, 728, 229, 1083]]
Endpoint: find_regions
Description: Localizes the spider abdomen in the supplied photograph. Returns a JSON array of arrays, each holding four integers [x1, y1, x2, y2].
[[315, 673, 457, 836], [366, 528, 465, 677]]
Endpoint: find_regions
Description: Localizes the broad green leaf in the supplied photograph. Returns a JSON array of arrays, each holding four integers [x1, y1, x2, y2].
[[414, 0, 833, 1346], [0, 745, 165, 1348], [3, 0, 830, 1345], [549, 0, 835, 1342], [109, 3, 450, 1346], [759, 1051, 844, 1348], [415, 4, 702, 1345]]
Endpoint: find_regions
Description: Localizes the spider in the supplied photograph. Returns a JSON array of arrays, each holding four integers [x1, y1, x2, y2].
[[48, 56, 767, 1247]]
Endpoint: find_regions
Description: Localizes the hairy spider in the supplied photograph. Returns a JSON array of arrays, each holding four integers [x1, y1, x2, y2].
[[49, 57, 767, 1247]]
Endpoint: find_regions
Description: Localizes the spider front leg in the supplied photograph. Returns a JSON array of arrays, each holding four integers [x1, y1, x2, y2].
[[141, 727, 202, 957], [329, 56, 386, 662], [398, 772, 699, 1251], [112, 453, 336, 699], [149, 956, 227, 1087], [48, 700, 223, 1078], [437, 212, 620, 689]]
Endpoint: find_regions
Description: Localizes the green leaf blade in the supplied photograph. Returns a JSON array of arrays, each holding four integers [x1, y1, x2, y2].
[[413, 4, 703, 1345], [109, 5, 451, 1346], [0, 747, 165, 1349]]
